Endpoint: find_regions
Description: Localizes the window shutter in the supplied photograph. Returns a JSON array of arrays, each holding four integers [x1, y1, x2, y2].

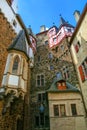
[[75, 45, 79, 53], [79, 65, 85, 82]]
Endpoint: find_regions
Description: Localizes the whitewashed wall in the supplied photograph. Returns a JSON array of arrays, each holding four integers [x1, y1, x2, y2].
[[12, 0, 18, 13], [0, 0, 22, 34]]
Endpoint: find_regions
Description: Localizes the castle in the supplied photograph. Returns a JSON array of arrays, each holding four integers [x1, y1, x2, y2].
[[0, 1, 87, 130]]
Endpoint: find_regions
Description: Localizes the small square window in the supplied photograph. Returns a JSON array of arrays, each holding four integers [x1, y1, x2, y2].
[[50, 65, 54, 70], [45, 40, 48, 45]]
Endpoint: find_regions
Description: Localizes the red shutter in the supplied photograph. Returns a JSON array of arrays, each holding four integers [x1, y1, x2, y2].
[[75, 45, 79, 53], [79, 65, 85, 82]]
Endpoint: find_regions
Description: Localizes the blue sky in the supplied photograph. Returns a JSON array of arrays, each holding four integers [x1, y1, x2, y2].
[[18, 0, 87, 34]]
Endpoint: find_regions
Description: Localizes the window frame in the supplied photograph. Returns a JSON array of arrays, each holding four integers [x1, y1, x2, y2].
[[53, 104, 66, 117], [12, 56, 20, 74], [36, 74, 45, 87], [48, 53, 53, 59], [37, 93, 46, 102], [53, 105, 59, 116], [79, 57, 87, 82], [71, 104, 77, 116], [62, 66, 69, 79], [37, 55, 41, 62], [74, 41, 81, 53], [35, 114, 49, 128]]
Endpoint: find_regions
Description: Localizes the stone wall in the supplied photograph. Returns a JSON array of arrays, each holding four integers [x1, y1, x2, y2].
[[30, 32, 79, 130], [0, 12, 16, 86]]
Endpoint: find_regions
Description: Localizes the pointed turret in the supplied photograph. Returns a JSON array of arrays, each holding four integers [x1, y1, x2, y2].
[[8, 30, 29, 58], [59, 15, 74, 28], [59, 15, 68, 26]]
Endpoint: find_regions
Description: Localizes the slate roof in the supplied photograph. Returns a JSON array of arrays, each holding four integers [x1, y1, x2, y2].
[[47, 77, 80, 93], [7, 30, 29, 58], [48, 16, 74, 34], [59, 16, 74, 28]]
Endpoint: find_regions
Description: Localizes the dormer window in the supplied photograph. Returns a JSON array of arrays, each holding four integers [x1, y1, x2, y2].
[[12, 56, 19, 74], [57, 81, 66, 90]]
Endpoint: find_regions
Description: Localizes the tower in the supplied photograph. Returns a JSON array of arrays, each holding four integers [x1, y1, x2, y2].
[[30, 17, 79, 130], [0, 30, 33, 130]]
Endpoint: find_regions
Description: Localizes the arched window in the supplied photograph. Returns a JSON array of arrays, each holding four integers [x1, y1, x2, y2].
[[12, 56, 19, 74]]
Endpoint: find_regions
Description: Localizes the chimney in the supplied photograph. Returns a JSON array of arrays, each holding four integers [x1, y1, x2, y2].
[[73, 10, 80, 23], [40, 25, 46, 32]]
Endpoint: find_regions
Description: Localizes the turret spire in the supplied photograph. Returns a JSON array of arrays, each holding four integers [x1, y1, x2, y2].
[[59, 14, 67, 26]]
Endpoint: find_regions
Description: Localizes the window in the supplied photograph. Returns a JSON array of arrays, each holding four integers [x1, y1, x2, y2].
[[35, 115, 49, 128], [79, 58, 87, 82], [60, 104, 66, 116], [50, 65, 54, 70], [67, 28, 71, 32], [17, 119, 23, 130], [55, 46, 58, 52], [56, 72, 62, 79], [48, 28, 56, 37], [41, 75, 44, 86], [53, 37, 57, 42], [37, 75, 40, 86], [71, 104, 77, 116], [48, 53, 53, 59], [79, 57, 87, 82], [38, 55, 41, 62], [35, 116, 39, 127], [60, 45, 64, 51], [53, 104, 66, 117], [74, 41, 81, 53], [36, 74, 44, 86], [53, 105, 59, 116], [13, 19, 17, 27], [45, 116, 49, 127], [40, 113, 44, 126], [82, 58, 87, 77], [62, 66, 69, 79], [38, 93, 45, 102], [12, 56, 19, 74], [57, 81, 66, 90], [22, 60, 25, 75], [45, 40, 48, 45]]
